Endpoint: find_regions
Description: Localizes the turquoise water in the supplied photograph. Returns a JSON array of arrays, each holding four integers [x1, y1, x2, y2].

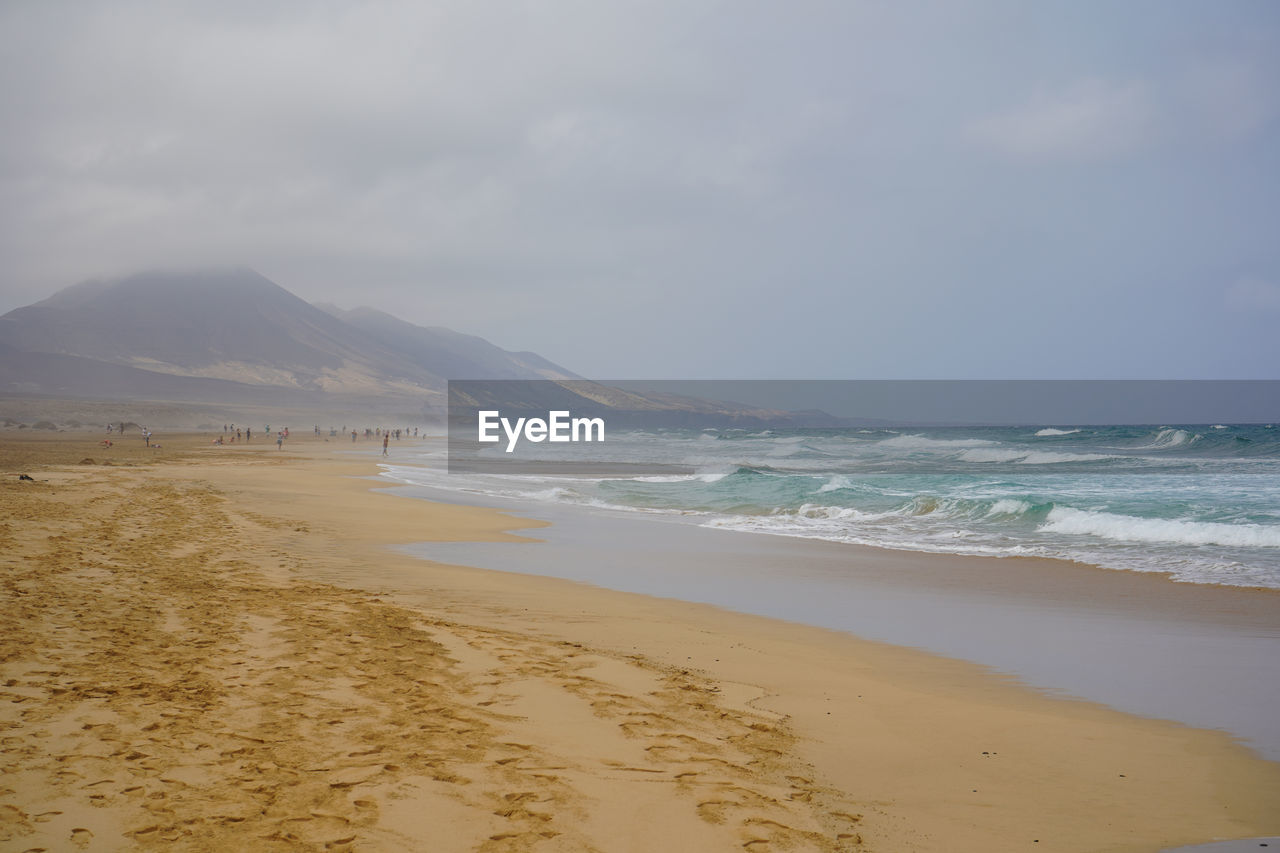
[[386, 424, 1280, 588]]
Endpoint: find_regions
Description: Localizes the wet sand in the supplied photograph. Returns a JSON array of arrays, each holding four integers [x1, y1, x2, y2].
[[2, 430, 1279, 852]]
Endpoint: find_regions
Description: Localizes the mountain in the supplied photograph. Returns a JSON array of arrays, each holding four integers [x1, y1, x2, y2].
[[0, 268, 576, 410], [0, 269, 861, 429]]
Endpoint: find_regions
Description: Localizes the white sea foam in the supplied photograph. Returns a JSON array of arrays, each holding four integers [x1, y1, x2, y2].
[[1034, 428, 1082, 436], [960, 448, 1111, 464], [817, 475, 854, 493], [698, 514, 1049, 559], [901, 496, 964, 516], [1041, 507, 1280, 548], [1138, 428, 1198, 450], [986, 499, 1035, 516], [793, 503, 886, 521], [525, 486, 579, 501]]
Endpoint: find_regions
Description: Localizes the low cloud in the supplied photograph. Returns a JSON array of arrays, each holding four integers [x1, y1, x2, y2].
[[1225, 277, 1280, 313], [966, 79, 1154, 161], [1179, 58, 1279, 143], [2, 2, 1278, 377]]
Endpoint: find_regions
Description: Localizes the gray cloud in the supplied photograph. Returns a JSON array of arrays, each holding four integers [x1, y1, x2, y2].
[[966, 79, 1155, 160], [1226, 277, 1280, 313], [2, 0, 1278, 378]]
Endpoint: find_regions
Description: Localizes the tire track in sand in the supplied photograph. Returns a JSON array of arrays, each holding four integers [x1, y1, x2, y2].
[[1, 469, 865, 851]]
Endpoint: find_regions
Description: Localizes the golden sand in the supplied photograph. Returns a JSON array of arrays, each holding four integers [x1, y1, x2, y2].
[[2, 430, 1278, 852]]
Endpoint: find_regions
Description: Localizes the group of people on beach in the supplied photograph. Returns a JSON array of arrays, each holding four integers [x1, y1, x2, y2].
[[210, 423, 287, 447], [344, 426, 419, 456], [105, 422, 156, 447], [204, 423, 419, 454], [99, 421, 421, 453], [349, 427, 417, 440], [216, 424, 251, 444]]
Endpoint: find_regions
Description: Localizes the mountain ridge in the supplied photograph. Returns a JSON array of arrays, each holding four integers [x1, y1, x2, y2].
[[320, 304, 579, 383], [0, 268, 577, 411]]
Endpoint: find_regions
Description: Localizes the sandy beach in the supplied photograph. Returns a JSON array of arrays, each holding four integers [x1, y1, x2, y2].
[[3, 431, 1279, 852]]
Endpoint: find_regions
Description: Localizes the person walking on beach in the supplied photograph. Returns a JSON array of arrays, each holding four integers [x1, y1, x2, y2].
[[382, 433, 389, 456], [276, 432, 283, 451]]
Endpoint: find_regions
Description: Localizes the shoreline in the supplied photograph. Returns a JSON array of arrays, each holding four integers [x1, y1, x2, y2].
[[381, 466, 1280, 761], [4, 431, 1280, 851], [398, 422, 1280, 592], [378, 458, 1280, 613], [375, 441, 1280, 595]]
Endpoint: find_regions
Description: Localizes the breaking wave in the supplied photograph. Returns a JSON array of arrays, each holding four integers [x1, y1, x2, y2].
[[1041, 507, 1280, 548]]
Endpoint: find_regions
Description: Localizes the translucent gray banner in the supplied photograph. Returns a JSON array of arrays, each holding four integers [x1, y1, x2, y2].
[[446, 379, 1280, 474]]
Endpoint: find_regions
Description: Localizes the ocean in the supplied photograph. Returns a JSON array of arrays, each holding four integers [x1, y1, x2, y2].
[[383, 423, 1280, 589]]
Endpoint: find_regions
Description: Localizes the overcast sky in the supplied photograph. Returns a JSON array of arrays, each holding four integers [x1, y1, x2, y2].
[[2, 1, 1277, 378]]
